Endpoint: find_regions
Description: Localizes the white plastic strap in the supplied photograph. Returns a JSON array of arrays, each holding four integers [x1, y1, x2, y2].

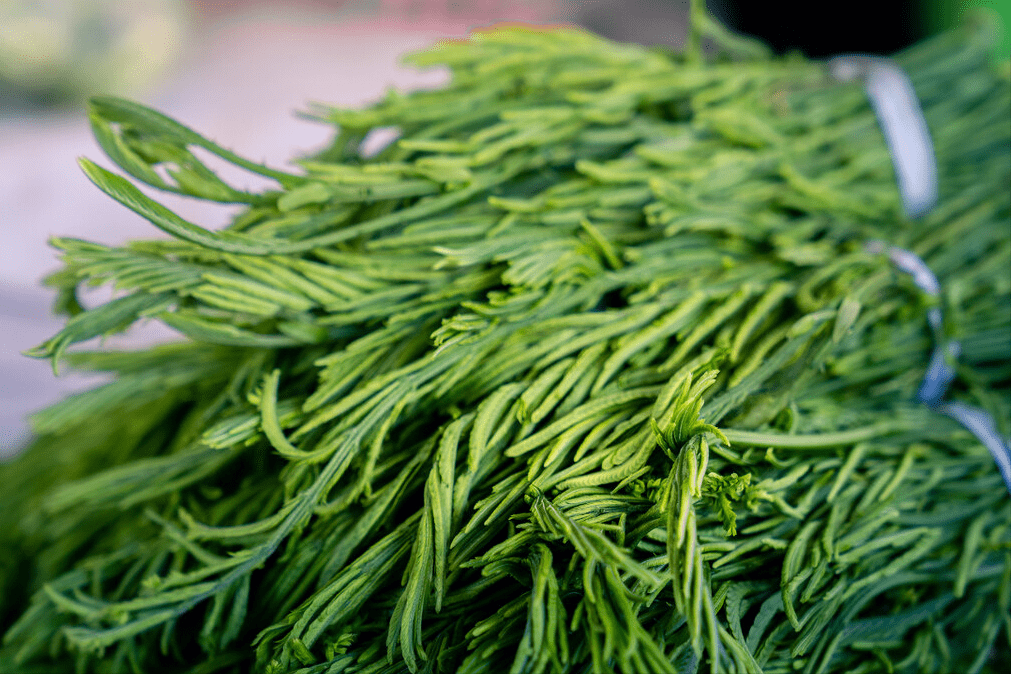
[[939, 402, 1011, 492], [866, 241, 1011, 494], [865, 240, 958, 405], [836, 57, 1010, 493], [829, 55, 939, 219]]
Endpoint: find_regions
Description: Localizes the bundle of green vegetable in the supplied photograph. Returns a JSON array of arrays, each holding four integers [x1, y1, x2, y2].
[[2, 8, 1009, 674]]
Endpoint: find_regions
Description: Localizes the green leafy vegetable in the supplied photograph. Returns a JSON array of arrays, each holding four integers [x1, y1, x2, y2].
[[1, 7, 1009, 674]]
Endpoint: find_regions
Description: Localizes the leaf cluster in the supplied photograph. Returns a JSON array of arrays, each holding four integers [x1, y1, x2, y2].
[[1, 10, 1009, 674]]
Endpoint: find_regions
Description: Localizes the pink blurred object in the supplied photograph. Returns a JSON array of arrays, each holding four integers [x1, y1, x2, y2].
[[377, 0, 556, 25], [190, 0, 562, 27]]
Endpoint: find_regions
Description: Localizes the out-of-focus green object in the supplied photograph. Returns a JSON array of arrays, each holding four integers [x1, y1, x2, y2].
[[928, 0, 1011, 61], [0, 0, 190, 110]]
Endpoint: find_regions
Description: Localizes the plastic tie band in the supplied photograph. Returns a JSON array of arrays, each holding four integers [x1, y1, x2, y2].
[[866, 241, 1011, 493], [829, 55, 938, 219], [832, 56, 1011, 494]]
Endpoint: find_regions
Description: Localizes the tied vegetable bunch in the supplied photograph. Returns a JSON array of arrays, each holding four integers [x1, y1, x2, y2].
[[1, 7, 1009, 674]]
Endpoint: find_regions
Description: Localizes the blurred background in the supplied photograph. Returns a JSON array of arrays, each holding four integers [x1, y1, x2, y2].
[[2, 0, 1009, 457]]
